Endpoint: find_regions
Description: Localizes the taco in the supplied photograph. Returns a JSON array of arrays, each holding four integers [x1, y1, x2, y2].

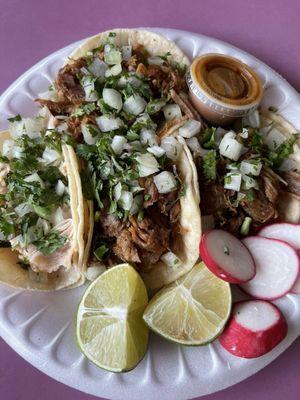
[[36, 29, 202, 289], [191, 108, 300, 236], [0, 108, 86, 290]]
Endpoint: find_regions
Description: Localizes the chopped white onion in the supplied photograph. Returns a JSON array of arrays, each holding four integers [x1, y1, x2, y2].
[[111, 135, 127, 155], [2, 140, 22, 160], [104, 44, 112, 54], [81, 124, 101, 145], [55, 180, 66, 196], [102, 88, 122, 111], [243, 110, 260, 128], [15, 203, 33, 217], [50, 207, 65, 226], [178, 119, 201, 138], [147, 145, 165, 158], [153, 171, 177, 194], [81, 76, 98, 101], [219, 132, 244, 161], [279, 158, 298, 172], [10, 117, 45, 140], [242, 174, 258, 190], [130, 194, 143, 214], [239, 128, 249, 139], [88, 58, 108, 77], [135, 113, 157, 130], [147, 100, 166, 114], [105, 64, 122, 77], [160, 137, 182, 161], [119, 190, 133, 211], [160, 251, 182, 268], [86, 264, 106, 281], [264, 128, 286, 151], [136, 153, 160, 177], [123, 95, 147, 115], [224, 172, 242, 191], [104, 50, 122, 65], [56, 122, 68, 133], [38, 88, 60, 102], [118, 74, 141, 88], [24, 172, 45, 188], [42, 147, 61, 164], [215, 127, 228, 145], [163, 104, 182, 121], [240, 160, 262, 176], [185, 137, 201, 153], [96, 115, 124, 132], [36, 218, 51, 234], [140, 128, 157, 146], [148, 56, 164, 65], [122, 45, 132, 61], [226, 163, 240, 171], [113, 182, 122, 201]]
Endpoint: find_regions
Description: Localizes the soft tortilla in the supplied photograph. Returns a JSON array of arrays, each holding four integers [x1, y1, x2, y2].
[[0, 131, 84, 290], [67, 29, 190, 66], [261, 110, 300, 223]]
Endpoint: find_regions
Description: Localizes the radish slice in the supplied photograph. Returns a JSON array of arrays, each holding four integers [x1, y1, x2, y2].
[[259, 223, 300, 294], [219, 300, 288, 358], [240, 237, 299, 299], [199, 229, 256, 283]]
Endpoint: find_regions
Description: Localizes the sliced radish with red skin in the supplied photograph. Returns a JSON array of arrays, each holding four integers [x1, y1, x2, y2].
[[199, 229, 256, 283], [258, 223, 300, 294], [219, 300, 288, 359], [240, 237, 299, 300], [259, 222, 300, 249]]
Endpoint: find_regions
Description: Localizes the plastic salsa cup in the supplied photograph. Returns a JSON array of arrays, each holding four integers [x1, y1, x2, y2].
[[186, 53, 263, 125]]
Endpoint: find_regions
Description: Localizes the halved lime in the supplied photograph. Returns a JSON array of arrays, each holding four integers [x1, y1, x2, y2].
[[76, 263, 149, 372], [143, 262, 231, 345]]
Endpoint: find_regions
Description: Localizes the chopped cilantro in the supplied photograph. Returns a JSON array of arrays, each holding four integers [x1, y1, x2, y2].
[[33, 231, 67, 256], [268, 137, 297, 169], [94, 244, 109, 260], [71, 103, 96, 117], [202, 150, 216, 181], [268, 106, 278, 113], [108, 32, 117, 38], [202, 127, 217, 149], [8, 114, 22, 123]]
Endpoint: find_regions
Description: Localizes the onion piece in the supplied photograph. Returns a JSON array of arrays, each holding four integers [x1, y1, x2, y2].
[[224, 172, 242, 191], [50, 207, 65, 226], [111, 135, 127, 155], [161, 251, 182, 268], [239, 128, 249, 139], [153, 171, 178, 194], [160, 137, 182, 161], [88, 58, 108, 77], [81, 124, 101, 145], [96, 115, 124, 132], [119, 190, 133, 211], [105, 64, 122, 77], [148, 56, 164, 65], [122, 45, 132, 61], [81, 76, 98, 101], [104, 50, 122, 65], [15, 203, 34, 217], [178, 119, 201, 138], [136, 153, 160, 177], [130, 194, 143, 215], [123, 95, 147, 115], [279, 158, 298, 172], [102, 88, 122, 111], [163, 104, 182, 121], [24, 172, 45, 188], [240, 160, 262, 176], [42, 147, 61, 164], [55, 180, 66, 196], [147, 145, 165, 158], [140, 128, 157, 146], [243, 110, 260, 128], [2, 140, 23, 160], [185, 137, 201, 153], [219, 132, 244, 161], [113, 182, 122, 201], [242, 174, 258, 190], [264, 128, 287, 151], [36, 218, 51, 234]]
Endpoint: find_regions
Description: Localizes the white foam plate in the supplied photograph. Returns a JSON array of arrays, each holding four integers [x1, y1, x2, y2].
[[0, 28, 300, 400]]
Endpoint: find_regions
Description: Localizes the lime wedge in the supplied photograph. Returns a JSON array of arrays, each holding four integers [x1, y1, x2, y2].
[[143, 262, 231, 345], [76, 263, 149, 372]]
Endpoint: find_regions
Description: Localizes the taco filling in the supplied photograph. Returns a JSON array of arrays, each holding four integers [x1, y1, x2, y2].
[[191, 109, 300, 235], [0, 109, 78, 284], [36, 30, 201, 281]]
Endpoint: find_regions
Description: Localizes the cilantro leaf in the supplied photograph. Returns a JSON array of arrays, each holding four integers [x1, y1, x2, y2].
[[202, 150, 216, 181], [94, 244, 109, 260], [202, 127, 217, 149], [268, 137, 297, 169], [8, 114, 22, 123], [32, 231, 67, 256]]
